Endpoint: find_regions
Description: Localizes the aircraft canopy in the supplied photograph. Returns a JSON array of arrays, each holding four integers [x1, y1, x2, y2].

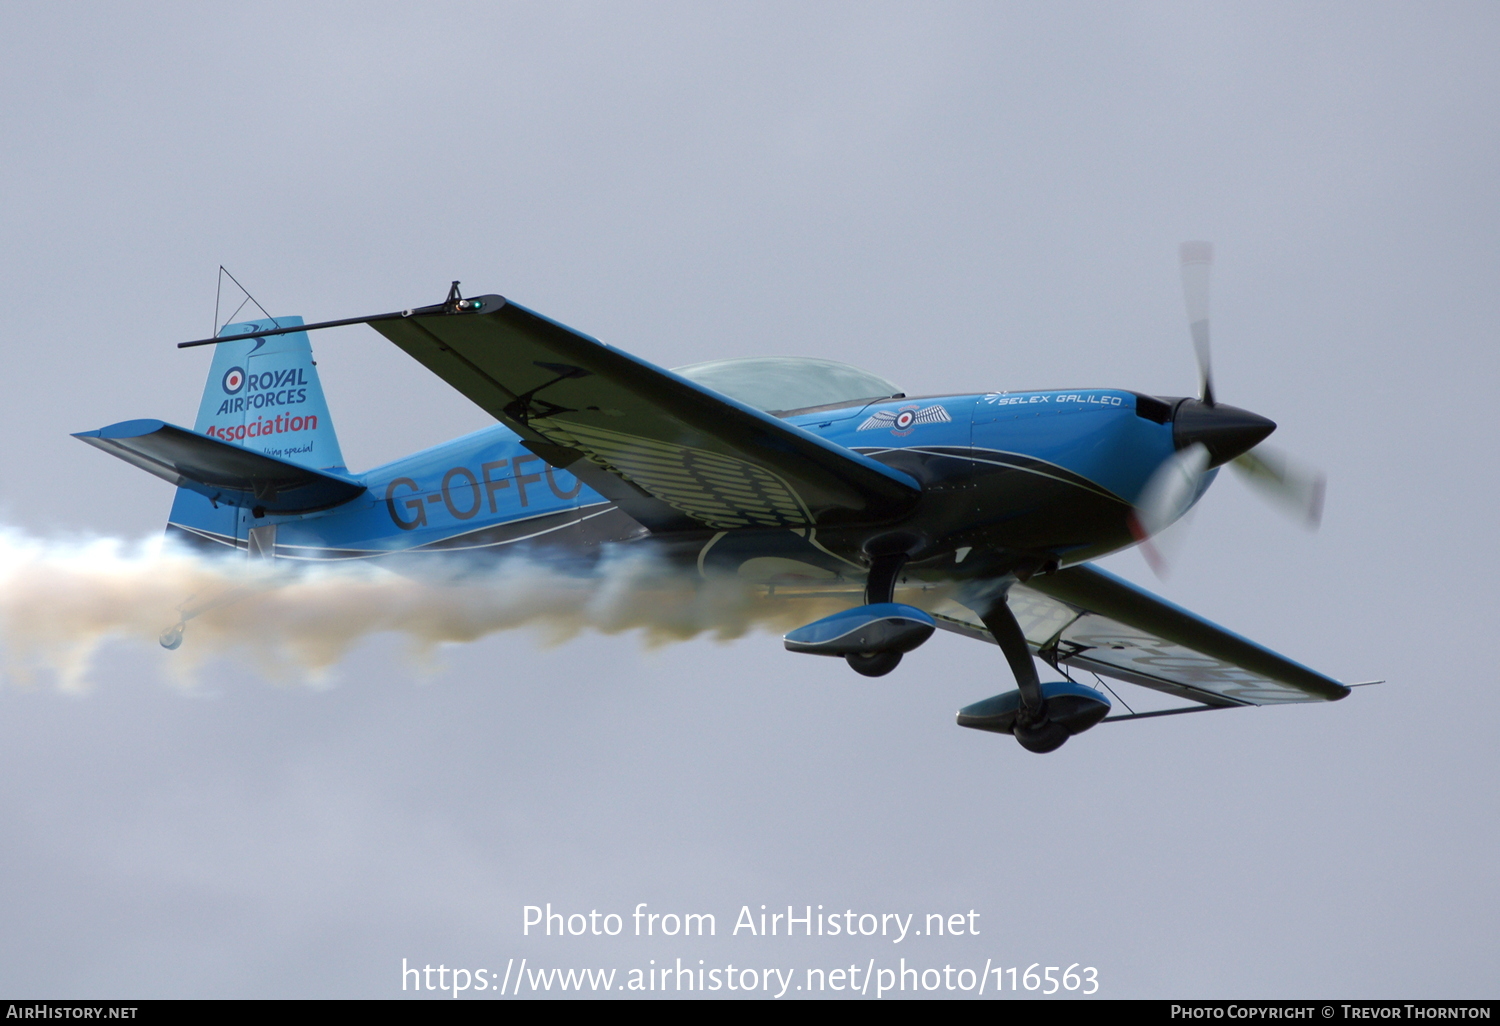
[[672, 357, 900, 414]]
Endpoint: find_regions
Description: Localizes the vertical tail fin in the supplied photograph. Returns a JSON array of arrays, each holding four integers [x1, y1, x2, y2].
[[193, 316, 347, 471], [168, 316, 346, 554]]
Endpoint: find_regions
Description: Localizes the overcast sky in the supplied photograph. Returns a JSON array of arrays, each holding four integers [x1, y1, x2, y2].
[[0, 1, 1496, 999]]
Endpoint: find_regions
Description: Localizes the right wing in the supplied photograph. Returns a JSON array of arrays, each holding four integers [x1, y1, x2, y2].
[[930, 563, 1350, 707], [368, 298, 920, 532]]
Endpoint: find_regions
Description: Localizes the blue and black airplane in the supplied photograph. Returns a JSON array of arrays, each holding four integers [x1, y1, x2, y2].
[[76, 246, 1357, 753]]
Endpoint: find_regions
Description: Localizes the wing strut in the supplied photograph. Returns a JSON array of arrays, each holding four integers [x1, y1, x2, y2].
[[1101, 705, 1228, 723]]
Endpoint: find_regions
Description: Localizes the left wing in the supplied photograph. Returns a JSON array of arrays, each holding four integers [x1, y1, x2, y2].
[[368, 298, 920, 532], [930, 563, 1350, 707]]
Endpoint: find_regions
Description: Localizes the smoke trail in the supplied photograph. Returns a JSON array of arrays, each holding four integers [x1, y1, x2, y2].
[[0, 530, 860, 691]]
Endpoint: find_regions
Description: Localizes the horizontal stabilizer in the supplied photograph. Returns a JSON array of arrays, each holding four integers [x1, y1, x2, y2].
[[74, 419, 366, 514]]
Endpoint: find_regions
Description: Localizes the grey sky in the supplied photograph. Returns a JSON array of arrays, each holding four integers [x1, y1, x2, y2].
[[0, 1, 1495, 998]]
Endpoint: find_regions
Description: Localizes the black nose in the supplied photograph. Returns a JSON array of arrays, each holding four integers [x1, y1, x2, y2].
[[1173, 399, 1276, 466]]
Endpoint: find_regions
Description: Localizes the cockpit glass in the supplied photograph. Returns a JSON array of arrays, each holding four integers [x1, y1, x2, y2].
[[673, 357, 900, 413]]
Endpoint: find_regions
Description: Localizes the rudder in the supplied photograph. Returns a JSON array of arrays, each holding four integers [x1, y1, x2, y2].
[[168, 315, 347, 554]]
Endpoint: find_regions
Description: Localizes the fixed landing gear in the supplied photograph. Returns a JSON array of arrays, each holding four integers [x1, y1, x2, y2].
[[155, 579, 262, 653], [956, 595, 1110, 753], [841, 550, 910, 677], [1013, 713, 1072, 754], [780, 543, 934, 676], [979, 598, 1068, 752]]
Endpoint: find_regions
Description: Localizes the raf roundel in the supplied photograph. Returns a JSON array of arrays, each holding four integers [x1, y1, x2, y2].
[[857, 403, 953, 437], [221, 366, 246, 395]]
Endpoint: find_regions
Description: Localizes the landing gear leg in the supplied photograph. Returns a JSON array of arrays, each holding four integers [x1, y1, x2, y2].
[[977, 597, 1071, 753], [842, 552, 910, 677], [155, 581, 260, 653], [863, 552, 907, 606]]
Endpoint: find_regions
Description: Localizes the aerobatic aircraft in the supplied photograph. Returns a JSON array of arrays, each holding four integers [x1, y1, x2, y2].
[[75, 245, 1357, 753]]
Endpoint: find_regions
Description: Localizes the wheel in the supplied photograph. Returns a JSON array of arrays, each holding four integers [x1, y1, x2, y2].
[[159, 625, 184, 651], [845, 651, 902, 677], [1012, 718, 1070, 753]]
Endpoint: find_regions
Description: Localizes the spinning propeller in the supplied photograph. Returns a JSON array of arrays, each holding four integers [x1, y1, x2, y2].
[[1130, 242, 1326, 575]]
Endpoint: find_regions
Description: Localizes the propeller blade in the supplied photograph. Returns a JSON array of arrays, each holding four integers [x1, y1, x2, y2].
[[1129, 443, 1210, 576], [1135, 512, 1195, 579], [1231, 445, 1326, 528], [1180, 241, 1214, 406]]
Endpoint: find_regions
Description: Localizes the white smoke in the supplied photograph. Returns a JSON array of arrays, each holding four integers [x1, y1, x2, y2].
[[0, 530, 859, 691]]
